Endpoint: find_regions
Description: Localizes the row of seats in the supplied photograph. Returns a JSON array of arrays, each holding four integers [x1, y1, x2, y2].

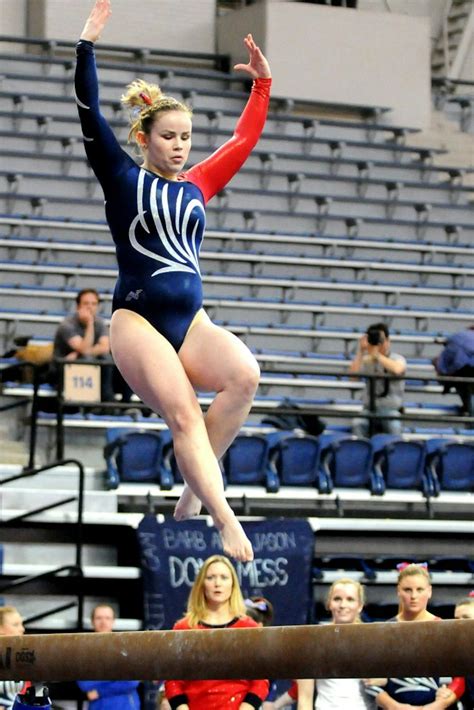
[[0, 44, 472, 453], [104, 428, 474, 495], [312, 552, 474, 579], [2, 250, 470, 294]]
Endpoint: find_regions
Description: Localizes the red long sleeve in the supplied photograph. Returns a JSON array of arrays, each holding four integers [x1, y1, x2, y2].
[[448, 676, 465, 698], [288, 681, 298, 700], [165, 616, 269, 709], [183, 78, 271, 204]]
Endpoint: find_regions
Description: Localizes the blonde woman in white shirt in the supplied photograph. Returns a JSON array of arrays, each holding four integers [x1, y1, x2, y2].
[[296, 579, 375, 710]]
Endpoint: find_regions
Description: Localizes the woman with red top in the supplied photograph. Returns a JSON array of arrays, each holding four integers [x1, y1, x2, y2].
[[165, 555, 269, 709], [364, 563, 465, 709], [77, 0, 272, 562]]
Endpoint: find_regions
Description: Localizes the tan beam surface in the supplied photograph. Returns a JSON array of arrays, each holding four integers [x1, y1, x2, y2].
[[0, 620, 472, 682]]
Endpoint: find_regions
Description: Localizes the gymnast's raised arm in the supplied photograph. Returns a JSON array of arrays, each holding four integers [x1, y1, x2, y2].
[[75, 0, 132, 188]]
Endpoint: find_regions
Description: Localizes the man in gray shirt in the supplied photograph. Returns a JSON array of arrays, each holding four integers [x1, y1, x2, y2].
[[51, 288, 115, 402], [349, 322, 406, 437]]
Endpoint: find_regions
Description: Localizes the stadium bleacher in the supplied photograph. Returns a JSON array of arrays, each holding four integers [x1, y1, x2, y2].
[[0, 18, 472, 665]]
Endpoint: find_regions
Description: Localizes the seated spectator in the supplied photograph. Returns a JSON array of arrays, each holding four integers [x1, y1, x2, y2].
[[433, 327, 474, 426], [49, 288, 114, 402], [296, 578, 375, 709], [0, 606, 31, 707], [244, 596, 285, 709], [364, 563, 465, 708], [48, 288, 132, 407], [77, 604, 141, 709], [244, 596, 274, 627], [349, 323, 406, 437]]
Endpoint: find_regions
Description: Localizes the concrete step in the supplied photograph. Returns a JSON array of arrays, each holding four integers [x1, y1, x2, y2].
[[1, 562, 140, 579], [0, 487, 117, 513], [0, 446, 29, 466], [0, 463, 106, 491]]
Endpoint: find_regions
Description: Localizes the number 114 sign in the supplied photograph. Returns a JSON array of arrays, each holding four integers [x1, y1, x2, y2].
[[63, 362, 101, 403]]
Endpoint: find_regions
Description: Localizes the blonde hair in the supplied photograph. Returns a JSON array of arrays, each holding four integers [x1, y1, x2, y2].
[[397, 563, 431, 585], [121, 79, 192, 147], [325, 577, 365, 623], [0, 606, 20, 627], [185, 555, 246, 628], [455, 596, 474, 610]]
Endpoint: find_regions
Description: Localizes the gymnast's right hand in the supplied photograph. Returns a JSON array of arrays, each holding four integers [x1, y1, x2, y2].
[[80, 0, 112, 43]]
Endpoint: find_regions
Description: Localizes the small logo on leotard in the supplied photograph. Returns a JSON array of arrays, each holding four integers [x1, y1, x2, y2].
[[125, 289, 144, 302]]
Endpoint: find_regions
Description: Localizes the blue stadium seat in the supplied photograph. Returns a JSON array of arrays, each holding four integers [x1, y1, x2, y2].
[[312, 554, 376, 581], [428, 555, 474, 574], [222, 432, 279, 492], [267, 430, 331, 493], [320, 435, 383, 494], [425, 438, 474, 492], [103, 428, 173, 490], [371, 434, 435, 497]]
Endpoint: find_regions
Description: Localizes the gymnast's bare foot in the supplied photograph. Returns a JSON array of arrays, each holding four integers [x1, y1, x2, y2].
[[174, 484, 202, 521], [216, 515, 254, 562]]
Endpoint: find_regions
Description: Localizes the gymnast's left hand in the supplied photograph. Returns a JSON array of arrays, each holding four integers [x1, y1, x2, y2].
[[233, 33, 271, 79]]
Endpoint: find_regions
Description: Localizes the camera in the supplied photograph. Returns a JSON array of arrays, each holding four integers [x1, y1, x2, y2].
[[367, 328, 383, 346]]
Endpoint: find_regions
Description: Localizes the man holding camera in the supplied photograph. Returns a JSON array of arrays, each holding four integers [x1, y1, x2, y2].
[[349, 322, 406, 437]]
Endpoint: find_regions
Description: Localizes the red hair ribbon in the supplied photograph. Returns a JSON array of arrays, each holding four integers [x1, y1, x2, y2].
[[139, 91, 153, 106], [396, 561, 429, 572]]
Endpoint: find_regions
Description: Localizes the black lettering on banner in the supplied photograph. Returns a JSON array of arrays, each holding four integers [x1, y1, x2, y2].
[[0, 647, 12, 670], [15, 649, 36, 665]]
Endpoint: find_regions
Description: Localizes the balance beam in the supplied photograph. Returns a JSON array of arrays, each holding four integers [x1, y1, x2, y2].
[[0, 620, 471, 682]]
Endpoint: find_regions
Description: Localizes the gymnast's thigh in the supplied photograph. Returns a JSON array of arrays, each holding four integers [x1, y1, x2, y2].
[[178, 309, 260, 393], [109, 309, 201, 417]]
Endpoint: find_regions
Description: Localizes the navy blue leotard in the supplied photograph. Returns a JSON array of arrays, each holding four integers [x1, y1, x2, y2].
[[75, 40, 271, 351]]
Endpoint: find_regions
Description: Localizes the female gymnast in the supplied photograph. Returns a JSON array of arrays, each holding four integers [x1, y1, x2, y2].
[[364, 563, 465, 709], [76, 0, 272, 561], [165, 555, 269, 709], [295, 578, 375, 710]]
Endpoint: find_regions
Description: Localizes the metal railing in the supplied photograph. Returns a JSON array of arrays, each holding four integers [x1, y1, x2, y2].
[[0, 457, 86, 632]]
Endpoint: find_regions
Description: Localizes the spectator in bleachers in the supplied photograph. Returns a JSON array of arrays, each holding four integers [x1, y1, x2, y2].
[[76, 0, 272, 561], [433, 327, 474, 426], [454, 592, 474, 709], [295, 578, 374, 709], [0, 605, 31, 709], [364, 563, 465, 708], [49, 288, 116, 404], [77, 604, 141, 709], [349, 323, 406, 437], [164, 555, 269, 708], [244, 596, 289, 709]]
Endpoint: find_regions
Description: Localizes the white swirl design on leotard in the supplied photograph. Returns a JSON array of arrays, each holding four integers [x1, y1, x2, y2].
[[129, 170, 203, 277]]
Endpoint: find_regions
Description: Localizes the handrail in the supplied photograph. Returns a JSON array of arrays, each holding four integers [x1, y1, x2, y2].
[[0, 34, 230, 71], [0, 458, 86, 631], [24, 600, 78, 625], [45, 360, 474, 459], [449, 1, 474, 79], [0, 564, 81, 592]]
